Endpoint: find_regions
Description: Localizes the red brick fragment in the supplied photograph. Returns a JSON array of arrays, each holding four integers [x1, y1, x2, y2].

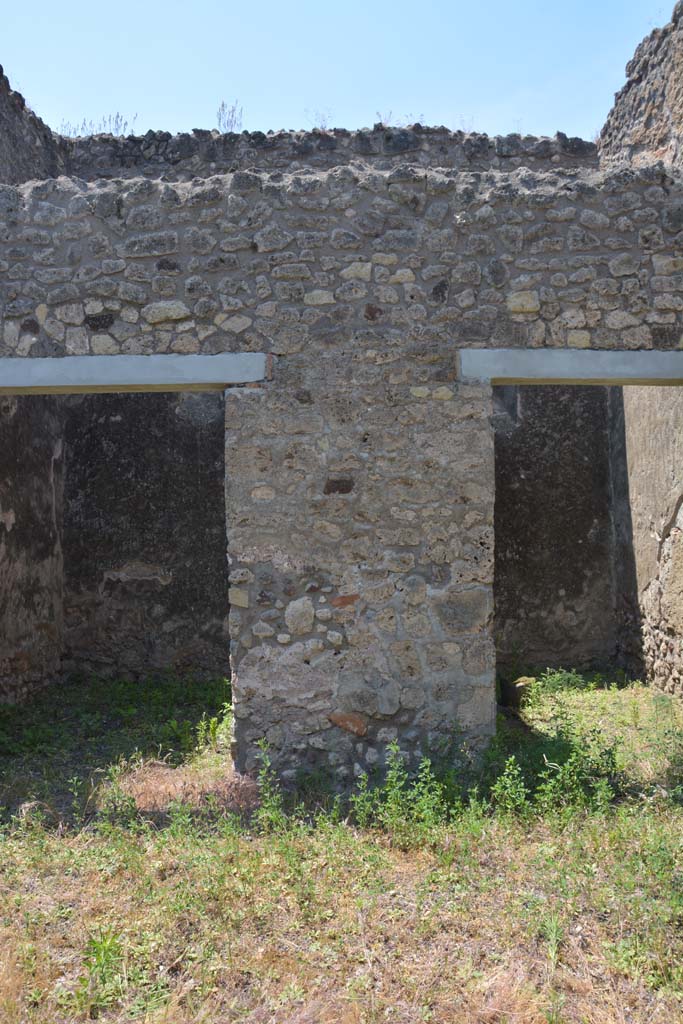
[[328, 711, 368, 737], [330, 593, 360, 608]]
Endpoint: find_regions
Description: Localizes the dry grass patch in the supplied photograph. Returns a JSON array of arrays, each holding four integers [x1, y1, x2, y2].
[[2, 811, 683, 1022], [118, 758, 259, 816]]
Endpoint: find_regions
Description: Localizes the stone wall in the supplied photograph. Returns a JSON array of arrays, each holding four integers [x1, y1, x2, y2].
[[0, 59, 597, 187], [3, 154, 683, 772], [0, 66, 64, 185], [61, 392, 229, 681], [616, 386, 683, 695], [59, 128, 596, 184], [226, 374, 495, 779], [600, 3, 683, 168], [493, 385, 616, 676], [5, 3, 683, 773], [3, 163, 683, 362], [0, 396, 64, 702]]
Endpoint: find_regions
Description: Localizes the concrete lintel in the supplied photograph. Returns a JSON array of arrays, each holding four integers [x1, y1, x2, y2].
[[0, 352, 267, 394], [460, 348, 683, 385]]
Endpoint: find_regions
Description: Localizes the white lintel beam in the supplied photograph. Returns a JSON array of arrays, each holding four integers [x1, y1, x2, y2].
[[460, 348, 683, 386], [0, 352, 267, 394]]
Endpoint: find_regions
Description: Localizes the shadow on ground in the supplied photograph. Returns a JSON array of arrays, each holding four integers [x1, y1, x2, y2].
[[3, 667, 682, 829], [0, 674, 231, 821]]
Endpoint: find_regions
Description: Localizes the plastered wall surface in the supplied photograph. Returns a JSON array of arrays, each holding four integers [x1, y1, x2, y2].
[[0, 396, 64, 701], [619, 386, 683, 696], [493, 386, 616, 675], [62, 392, 229, 681]]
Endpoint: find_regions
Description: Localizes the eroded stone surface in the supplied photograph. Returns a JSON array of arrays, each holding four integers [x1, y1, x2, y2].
[[0, 66, 65, 185], [284, 597, 315, 636], [600, 3, 683, 168]]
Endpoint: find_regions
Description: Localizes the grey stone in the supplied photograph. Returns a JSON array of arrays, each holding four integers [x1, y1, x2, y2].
[[284, 597, 315, 635], [141, 301, 191, 324]]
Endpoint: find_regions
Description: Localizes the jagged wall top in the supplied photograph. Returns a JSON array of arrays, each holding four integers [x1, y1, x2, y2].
[[6, 3, 683, 186], [600, 2, 683, 168], [0, 67, 598, 185], [60, 127, 596, 181]]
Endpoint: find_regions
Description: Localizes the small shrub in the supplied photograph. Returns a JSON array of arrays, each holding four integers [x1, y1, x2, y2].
[[533, 734, 619, 815], [195, 701, 232, 753], [410, 757, 448, 831], [167, 798, 195, 837], [490, 755, 529, 814], [72, 926, 127, 1016], [98, 762, 139, 828], [374, 109, 425, 127], [305, 107, 334, 130], [539, 911, 564, 971], [527, 667, 624, 702], [377, 742, 411, 834], [159, 716, 195, 755], [349, 744, 448, 845], [58, 113, 138, 138]]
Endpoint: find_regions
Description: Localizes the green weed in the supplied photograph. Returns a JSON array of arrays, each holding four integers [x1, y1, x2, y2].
[[254, 741, 287, 833], [490, 755, 529, 814]]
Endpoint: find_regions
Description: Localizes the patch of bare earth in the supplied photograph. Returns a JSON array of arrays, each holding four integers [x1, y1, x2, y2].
[[118, 759, 259, 815]]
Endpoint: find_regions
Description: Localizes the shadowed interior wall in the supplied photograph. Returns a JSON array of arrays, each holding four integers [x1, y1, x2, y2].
[[606, 388, 643, 677], [61, 392, 229, 680], [0, 396, 64, 701], [493, 385, 617, 676]]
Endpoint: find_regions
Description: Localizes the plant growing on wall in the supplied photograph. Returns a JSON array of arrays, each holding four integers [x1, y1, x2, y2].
[[58, 113, 138, 137], [217, 99, 243, 133]]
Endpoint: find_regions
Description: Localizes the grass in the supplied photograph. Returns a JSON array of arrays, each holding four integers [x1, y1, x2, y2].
[[0, 674, 232, 822], [1, 670, 683, 1022]]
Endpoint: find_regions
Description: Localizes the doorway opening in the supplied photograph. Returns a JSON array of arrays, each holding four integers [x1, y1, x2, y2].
[[493, 382, 683, 700], [61, 391, 228, 681], [0, 391, 232, 814], [0, 391, 229, 694]]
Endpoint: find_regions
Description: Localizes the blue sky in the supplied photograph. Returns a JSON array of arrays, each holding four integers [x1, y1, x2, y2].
[[4, 0, 673, 139]]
